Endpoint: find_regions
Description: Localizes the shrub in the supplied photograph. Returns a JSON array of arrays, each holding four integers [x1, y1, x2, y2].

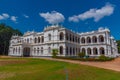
[[52, 49, 58, 58], [78, 52, 86, 58], [98, 55, 114, 61]]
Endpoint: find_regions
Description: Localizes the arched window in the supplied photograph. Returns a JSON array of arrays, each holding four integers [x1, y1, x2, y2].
[[60, 32, 64, 40], [99, 47, 105, 55], [37, 48, 39, 54], [48, 34, 51, 41], [13, 48, 15, 54], [92, 36, 97, 43], [48, 47, 51, 54], [16, 47, 17, 53], [34, 37, 37, 43], [30, 38, 32, 43], [87, 37, 91, 43], [87, 48, 91, 55], [66, 47, 68, 55], [81, 37, 85, 43], [73, 35, 74, 42], [19, 47, 20, 53], [78, 38, 80, 43], [76, 48, 78, 55], [70, 47, 72, 55], [59, 46, 63, 55], [82, 48, 86, 54], [34, 48, 36, 53], [93, 47, 98, 55], [27, 38, 29, 43], [41, 36, 44, 43], [38, 37, 40, 43], [41, 47, 43, 54], [73, 48, 75, 55], [75, 37, 77, 43], [99, 35, 104, 42], [70, 34, 72, 41], [66, 33, 69, 40], [79, 48, 81, 53]]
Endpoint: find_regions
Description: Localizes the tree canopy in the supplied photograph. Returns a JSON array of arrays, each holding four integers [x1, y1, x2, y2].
[[0, 23, 22, 55]]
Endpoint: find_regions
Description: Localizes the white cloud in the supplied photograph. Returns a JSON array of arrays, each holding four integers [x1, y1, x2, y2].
[[0, 13, 18, 23], [23, 14, 29, 18], [11, 16, 17, 22], [39, 11, 65, 24], [69, 3, 114, 22], [0, 13, 10, 20]]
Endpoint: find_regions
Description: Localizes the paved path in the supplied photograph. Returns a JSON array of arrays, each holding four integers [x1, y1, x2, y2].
[[39, 57, 120, 72]]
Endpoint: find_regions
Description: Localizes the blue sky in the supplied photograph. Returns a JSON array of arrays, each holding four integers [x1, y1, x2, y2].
[[0, 0, 120, 40]]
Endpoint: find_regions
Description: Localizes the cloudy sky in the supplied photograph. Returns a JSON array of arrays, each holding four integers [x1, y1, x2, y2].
[[0, 0, 120, 39]]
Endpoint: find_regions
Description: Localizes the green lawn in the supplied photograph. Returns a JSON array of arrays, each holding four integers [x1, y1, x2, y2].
[[0, 58, 120, 80]]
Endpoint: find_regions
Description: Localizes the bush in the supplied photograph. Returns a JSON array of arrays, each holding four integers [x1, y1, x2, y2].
[[54, 55, 114, 62], [52, 49, 58, 58], [98, 55, 114, 61], [78, 52, 86, 58]]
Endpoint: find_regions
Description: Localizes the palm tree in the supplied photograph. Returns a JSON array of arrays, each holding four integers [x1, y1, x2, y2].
[[52, 49, 58, 57]]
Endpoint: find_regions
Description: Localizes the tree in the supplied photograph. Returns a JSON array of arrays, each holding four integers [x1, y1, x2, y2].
[[52, 49, 58, 57], [0, 23, 22, 55]]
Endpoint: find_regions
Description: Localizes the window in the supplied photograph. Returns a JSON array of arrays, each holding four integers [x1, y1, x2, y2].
[[87, 48, 91, 55], [100, 47, 105, 55], [41, 36, 44, 43], [66, 33, 69, 40], [37, 48, 39, 54], [87, 37, 91, 43], [93, 48, 98, 55], [92, 36, 97, 43], [60, 46, 63, 55], [13, 48, 15, 54], [82, 48, 86, 54], [34, 48, 36, 53], [48, 47, 51, 54], [41, 47, 43, 54], [66, 47, 68, 55], [34, 38, 37, 43], [81, 37, 85, 43], [38, 37, 40, 43], [19, 47, 20, 53], [48, 34, 51, 41], [99, 35, 104, 42], [60, 32, 64, 40], [27, 38, 29, 43]]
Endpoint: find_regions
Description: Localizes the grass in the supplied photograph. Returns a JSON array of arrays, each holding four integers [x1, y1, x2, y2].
[[0, 57, 120, 80]]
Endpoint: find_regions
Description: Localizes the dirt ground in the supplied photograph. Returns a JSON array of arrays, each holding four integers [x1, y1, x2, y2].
[[40, 57, 120, 72], [0, 56, 27, 66]]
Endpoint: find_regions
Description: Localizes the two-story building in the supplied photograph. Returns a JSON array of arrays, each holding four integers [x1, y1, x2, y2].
[[8, 25, 118, 57]]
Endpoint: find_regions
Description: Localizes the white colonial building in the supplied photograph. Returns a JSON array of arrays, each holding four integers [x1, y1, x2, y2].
[[8, 25, 118, 57]]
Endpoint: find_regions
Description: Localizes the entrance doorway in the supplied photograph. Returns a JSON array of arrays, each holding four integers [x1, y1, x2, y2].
[[23, 47, 30, 57]]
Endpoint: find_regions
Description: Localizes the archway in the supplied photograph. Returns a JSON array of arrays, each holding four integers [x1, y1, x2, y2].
[[99, 35, 104, 42], [60, 32, 64, 40], [82, 48, 86, 54], [59, 46, 63, 55], [87, 48, 91, 55], [100, 47, 105, 55], [87, 37, 91, 43], [93, 47, 98, 55], [23, 47, 30, 57], [81, 37, 85, 43], [92, 36, 97, 43]]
